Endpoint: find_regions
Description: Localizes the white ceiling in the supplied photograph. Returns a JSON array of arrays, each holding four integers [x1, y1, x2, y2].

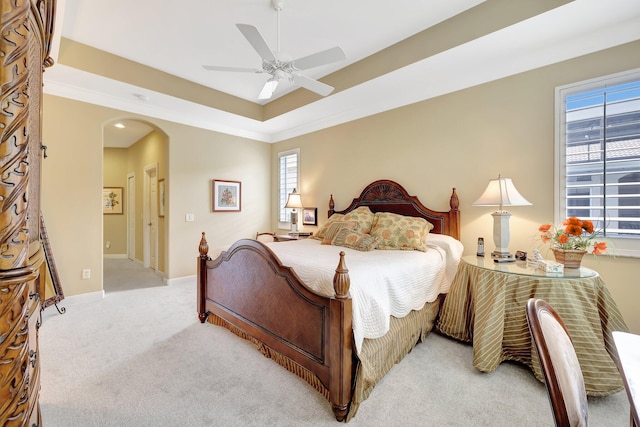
[[44, 0, 640, 147]]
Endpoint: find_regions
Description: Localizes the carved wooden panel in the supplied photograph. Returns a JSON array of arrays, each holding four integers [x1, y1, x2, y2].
[[0, 0, 55, 425], [0, 0, 54, 269], [0, 0, 32, 270], [0, 263, 43, 425]]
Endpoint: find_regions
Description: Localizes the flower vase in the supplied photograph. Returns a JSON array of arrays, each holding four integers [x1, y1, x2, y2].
[[552, 248, 587, 268]]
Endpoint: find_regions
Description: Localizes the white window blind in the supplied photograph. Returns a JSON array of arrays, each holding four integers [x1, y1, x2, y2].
[[557, 69, 640, 256], [278, 149, 299, 224]]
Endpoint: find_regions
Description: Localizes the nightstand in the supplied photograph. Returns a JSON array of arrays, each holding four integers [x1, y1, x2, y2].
[[274, 232, 313, 242], [437, 255, 628, 396]]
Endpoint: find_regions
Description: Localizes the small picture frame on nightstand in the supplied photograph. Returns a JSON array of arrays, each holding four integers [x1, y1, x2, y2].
[[302, 208, 317, 226]]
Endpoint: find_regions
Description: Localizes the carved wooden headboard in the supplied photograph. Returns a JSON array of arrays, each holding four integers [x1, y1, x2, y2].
[[328, 179, 460, 240]]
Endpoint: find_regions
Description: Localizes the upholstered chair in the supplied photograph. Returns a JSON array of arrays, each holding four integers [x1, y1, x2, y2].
[[526, 298, 588, 427]]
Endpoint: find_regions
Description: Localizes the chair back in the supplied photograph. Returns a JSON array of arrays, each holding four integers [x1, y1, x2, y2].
[[255, 232, 276, 243], [526, 298, 588, 427]]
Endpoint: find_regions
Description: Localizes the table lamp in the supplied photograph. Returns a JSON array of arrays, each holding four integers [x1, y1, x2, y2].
[[473, 175, 531, 259], [285, 188, 304, 233]]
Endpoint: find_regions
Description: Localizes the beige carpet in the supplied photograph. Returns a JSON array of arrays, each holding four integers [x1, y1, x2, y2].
[[37, 259, 630, 426]]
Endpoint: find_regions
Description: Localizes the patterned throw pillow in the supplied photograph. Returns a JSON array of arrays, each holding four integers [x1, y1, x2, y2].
[[342, 206, 376, 234], [331, 228, 380, 252], [321, 221, 358, 244], [313, 213, 345, 240], [370, 212, 432, 252]]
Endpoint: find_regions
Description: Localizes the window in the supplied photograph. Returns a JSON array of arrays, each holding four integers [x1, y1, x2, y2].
[[556, 69, 640, 256], [278, 149, 299, 226]]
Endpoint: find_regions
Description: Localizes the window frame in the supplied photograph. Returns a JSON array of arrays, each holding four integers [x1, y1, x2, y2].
[[277, 148, 300, 230], [555, 67, 640, 258]]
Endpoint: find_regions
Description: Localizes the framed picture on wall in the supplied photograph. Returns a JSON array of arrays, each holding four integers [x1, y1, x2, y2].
[[212, 179, 241, 212], [158, 179, 166, 217], [302, 207, 317, 226], [103, 187, 123, 214]]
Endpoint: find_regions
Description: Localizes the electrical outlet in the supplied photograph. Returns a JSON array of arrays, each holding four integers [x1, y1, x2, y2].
[[185, 213, 195, 222], [82, 269, 91, 279]]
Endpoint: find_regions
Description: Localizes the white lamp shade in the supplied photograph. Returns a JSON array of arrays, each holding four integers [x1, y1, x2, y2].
[[285, 189, 304, 209], [472, 175, 531, 211], [473, 175, 531, 259]]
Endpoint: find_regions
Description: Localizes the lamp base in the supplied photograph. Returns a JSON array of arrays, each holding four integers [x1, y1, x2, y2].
[[491, 211, 513, 259], [290, 210, 298, 233], [491, 251, 515, 260]]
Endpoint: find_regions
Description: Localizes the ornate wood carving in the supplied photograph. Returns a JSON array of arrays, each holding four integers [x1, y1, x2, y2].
[[329, 180, 461, 240], [1, 0, 55, 424], [1, 0, 32, 270]]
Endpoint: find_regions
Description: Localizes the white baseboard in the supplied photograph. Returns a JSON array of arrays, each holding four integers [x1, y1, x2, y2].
[[167, 275, 195, 287], [104, 253, 128, 259]]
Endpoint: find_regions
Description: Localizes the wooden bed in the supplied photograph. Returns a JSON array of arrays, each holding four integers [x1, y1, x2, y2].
[[197, 180, 460, 421]]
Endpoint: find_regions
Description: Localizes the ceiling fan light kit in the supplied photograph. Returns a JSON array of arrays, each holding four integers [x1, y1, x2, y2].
[[203, 0, 345, 100], [259, 78, 279, 99]]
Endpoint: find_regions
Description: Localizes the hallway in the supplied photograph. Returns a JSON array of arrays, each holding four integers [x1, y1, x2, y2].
[[103, 258, 165, 293]]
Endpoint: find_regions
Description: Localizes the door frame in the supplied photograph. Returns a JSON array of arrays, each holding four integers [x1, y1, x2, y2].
[[127, 172, 136, 261], [143, 163, 159, 270]]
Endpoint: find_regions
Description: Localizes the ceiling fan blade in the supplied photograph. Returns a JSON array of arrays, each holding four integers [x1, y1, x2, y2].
[[202, 65, 263, 73], [236, 24, 276, 62], [292, 74, 334, 96], [293, 46, 346, 70]]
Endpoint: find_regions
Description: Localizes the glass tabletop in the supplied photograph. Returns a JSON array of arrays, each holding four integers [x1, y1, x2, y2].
[[462, 255, 598, 279]]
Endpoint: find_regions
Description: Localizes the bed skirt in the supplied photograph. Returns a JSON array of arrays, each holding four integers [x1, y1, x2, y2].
[[207, 295, 443, 421]]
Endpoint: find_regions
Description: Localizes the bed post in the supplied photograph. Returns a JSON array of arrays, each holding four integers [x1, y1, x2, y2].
[[328, 194, 335, 218], [197, 232, 209, 323], [330, 251, 352, 421], [449, 188, 461, 240]]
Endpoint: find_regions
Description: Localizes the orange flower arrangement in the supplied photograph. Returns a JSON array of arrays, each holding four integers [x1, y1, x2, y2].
[[538, 217, 607, 254]]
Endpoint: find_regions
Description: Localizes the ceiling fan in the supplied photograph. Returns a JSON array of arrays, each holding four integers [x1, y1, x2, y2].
[[203, 0, 346, 100]]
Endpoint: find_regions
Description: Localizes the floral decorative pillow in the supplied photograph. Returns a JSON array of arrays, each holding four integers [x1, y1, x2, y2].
[[321, 221, 358, 244], [331, 228, 380, 252], [342, 206, 376, 234], [313, 213, 345, 240], [370, 212, 432, 252]]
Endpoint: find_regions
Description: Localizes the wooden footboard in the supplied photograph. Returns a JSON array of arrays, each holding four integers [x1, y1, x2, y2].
[[197, 233, 353, 420]]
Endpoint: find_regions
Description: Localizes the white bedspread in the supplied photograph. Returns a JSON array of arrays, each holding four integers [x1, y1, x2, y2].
[[264, 234, 463, 352]]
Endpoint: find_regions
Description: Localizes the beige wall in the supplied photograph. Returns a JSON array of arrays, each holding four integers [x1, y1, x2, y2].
[[103, 148, 128, 255], [42, 96, 271, 298], [272, 40, 640, 333]]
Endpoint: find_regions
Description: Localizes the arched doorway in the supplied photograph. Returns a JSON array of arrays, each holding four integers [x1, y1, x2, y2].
[[103, 118, 169, 290]]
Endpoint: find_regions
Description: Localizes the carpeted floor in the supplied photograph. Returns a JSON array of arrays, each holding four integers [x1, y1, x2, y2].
[[37, 259, 629, 426], [103, 258, 166, 292]]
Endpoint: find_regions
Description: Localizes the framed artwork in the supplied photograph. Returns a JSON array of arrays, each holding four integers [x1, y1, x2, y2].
[[103, 187, 123, 214], [302, 207, 317, 226], [213, 179, 241, 212], [158, 179, 166, 218]]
